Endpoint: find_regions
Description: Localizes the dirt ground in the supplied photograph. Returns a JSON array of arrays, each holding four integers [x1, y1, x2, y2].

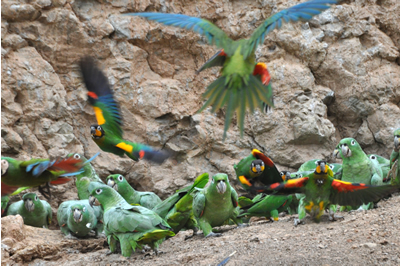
[[15, 193, 399, 266]]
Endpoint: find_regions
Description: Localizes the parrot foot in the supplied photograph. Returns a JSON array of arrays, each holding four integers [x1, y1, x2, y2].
[[64, 234, 79, 240], [105, 250, 115, 256], [329, 214, 344, 221], [38, 183, 52, 200], [294, 219, 304, 226], [153, 249, 163, 255], [205, 232, 222, 238], [236, 223, 249, 229]]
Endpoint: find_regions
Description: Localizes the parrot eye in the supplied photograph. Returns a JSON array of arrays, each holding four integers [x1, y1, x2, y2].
[[83, 207, 86, 212], [96, 189, 102, 194], [211, 179, 214, 183], [297, 174, 302, 178], [351, 140, 356, 146], [329, 165, 334, 170], [370, 155, 376, 160], [280, 172, 284, 176], [74, 154, 81, 159], [97, 126, 102, 131], [314, 161, 318, 165], [118, 175, 123, 182], [251, 163, 254, 168], [35, 196, 38, 201], [261, 161, 265, 166]]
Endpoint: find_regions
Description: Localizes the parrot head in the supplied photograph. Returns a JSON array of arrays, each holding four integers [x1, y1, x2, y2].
[[250, 159, 265, 175], [22, 193, 39, 212], [338, 138, 364, 158], [314, 160, 333, 176], [106, 174, 125, 191], [90, 125, 104, 139], [71, 204, 86, 223], [1, 159, 9, 176], [211, 174, 229, 194], [280, 171, 291, 181], [394, 130, 400, 150], [332, 145, 342, 159], [253, 62, 271, 85], [89, 182, 122, 210]]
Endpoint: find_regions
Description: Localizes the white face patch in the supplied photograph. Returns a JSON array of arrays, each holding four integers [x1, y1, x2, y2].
[[86, 223, 91, 228]]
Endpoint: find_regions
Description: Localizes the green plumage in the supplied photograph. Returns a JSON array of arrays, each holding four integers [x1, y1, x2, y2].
[[88, 182, 174, 256], [7, 193, 52, 228], [390, 128, 400, 185], [2, 196, 10, 216], [106, 174, 161, 209], [298, 159, 342, 180], [57, 199, 104, 237], [152, 173, 209, 234], [192, 174, 242, 237]]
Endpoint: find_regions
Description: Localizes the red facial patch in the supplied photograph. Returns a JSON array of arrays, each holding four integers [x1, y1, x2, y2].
[[87, 92, 98, 99], [219, 50, 227, 57], [253, 63, 271, 85], [139, 150, 145, 159]]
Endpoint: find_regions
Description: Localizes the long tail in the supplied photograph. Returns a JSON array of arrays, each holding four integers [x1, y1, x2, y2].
[[119, 141, 170, 164]]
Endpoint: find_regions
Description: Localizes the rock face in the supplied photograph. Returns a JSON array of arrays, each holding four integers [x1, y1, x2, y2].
[[1, 0, 400, 223]]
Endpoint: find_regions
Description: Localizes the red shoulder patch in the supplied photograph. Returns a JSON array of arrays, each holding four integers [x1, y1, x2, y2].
[[252, 149, 275, 167], [331, 180, 368, 193], [87, 91, 99, 99]]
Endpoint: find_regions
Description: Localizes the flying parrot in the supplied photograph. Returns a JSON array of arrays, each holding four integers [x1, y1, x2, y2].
[[7, 192, 52, 228], [57, 199, 104, 238], [152, 173, 209, 235], [234, 149, 283, 193], [126, 0, 337, 139], [106, 174, 161, 209], [1, 154, 93, 199], [79, 56, 170, 164], [192, 173, 243, 237], [66, 153, 103, 200], [88, 182, 174, 256], [250, 160, 398, 225]]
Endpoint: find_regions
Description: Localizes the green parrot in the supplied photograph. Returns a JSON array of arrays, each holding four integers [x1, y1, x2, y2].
[[57, 199, 104, 238], [2, 196, 10, 216], [106, 174, 161, 209], [251, 160, 398, 225], [1, 154, 94, 199], [368, 154, 390, 182], [79, 57, 170, 164], [66, 152, 103, 200], [238, 194, 294, 221], [234, 149, 283, 193], [7, 192, 52, 228], [152, 173, 209, 235], [338, 138, 383, 186], [88, 182, 174, 256], [127, 0, 337, 139], [390, 128, 400, 169], [298, 159, 342, 180], [192, 173, 243, 237]]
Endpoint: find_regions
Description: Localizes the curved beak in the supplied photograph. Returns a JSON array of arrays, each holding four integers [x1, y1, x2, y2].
[[394, 136, 400, 151], [1, 160, 9, 176], [341, 145, 351, 157], [216, 180, 227, 194], [332, 149, 340, 159], [89, 195, 101, 207], [90, 127, 97, 135], [24, 199, 34, 212], [255, 164, 262, 174], [73, 209, 82, 223], [107, 179, 118, 191]]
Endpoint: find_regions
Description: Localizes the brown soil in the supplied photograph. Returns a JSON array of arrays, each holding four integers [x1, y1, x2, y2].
[[22, 193, 400, 266]]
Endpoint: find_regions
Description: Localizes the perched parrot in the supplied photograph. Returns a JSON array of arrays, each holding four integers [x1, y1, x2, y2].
[[7, 192, 52, 228], [192, 173, 243, 237], [234, 149, 282, 193], [79, 57, 170, 164], [368, 154, 390, 182], [390, 128, 400, 169], [152, 173, 209, 235], [127, 0, 337, 139], [338, 138, 383, 186], [106, 174, 161, 209], [238, 194, 294, 221], [251, 160, 398, 225], [66, 153, 103, 200], [88, 182, 174, 256], [57, 199, 104, 238], [1, 155, 92, 199]]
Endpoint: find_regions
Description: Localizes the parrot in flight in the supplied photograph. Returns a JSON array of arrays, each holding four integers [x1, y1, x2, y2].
[[88, 182, 174, 256], [126, 0, 337, 139], [1, 154, 95, 199], [79, 57, 170, 164], [234, 149, 283, 193], [7, 192, 52, 228], [57, 199, 104, 238], [250, 160, 398, 224], [192, 173, 243, 237], [152, 173, 209, 235], [106, 174, 161, 209]]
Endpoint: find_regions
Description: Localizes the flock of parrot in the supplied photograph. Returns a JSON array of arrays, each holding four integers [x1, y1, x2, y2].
[[2, 0, 400, 258]]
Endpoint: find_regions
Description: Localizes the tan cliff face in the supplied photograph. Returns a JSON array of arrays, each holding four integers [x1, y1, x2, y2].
[[2, 0, 400, 203]]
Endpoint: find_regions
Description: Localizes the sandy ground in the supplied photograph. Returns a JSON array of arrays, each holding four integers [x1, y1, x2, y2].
[[20, 193, 400, 266]]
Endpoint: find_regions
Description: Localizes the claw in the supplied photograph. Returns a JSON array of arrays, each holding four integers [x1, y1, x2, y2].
[[236, 223, 248, 229], [205, 232, 222, 238], [294, 218, 304, 226]]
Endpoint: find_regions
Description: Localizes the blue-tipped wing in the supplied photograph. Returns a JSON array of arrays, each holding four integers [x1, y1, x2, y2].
[[124, 13, 233, 50], [246, 0, 337, 58]]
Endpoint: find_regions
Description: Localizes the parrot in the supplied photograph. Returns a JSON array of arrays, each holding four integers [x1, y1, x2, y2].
[[234, 149, 283, 193], [192, 173, 243, 237], [1, 154, 94, 199], [368, 154, 390, 182], [1, 196, 10, 216], [7, 192, 52, 228], [250, 160, 398, 225], [338, 138, 383, 186], [298, 159, 342, 180], [106, 174, 161, 209], [57, 199, 104, 238], [238, 194, 294, 221], [79, 57, 170, 164], [152, 173, 209, 235], [66, 152, 103, 200], [88, 182, 174, 256], [390, 128, 400, 169], [127, 0, 337, 139]]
